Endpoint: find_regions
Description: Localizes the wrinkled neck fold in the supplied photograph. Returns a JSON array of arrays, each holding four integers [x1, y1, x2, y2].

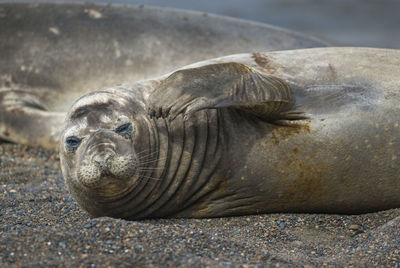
[[113, 109, 225, 219]]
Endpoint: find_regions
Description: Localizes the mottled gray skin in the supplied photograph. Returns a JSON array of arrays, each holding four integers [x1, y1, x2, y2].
[[61, 47, 400, 219], [0, 3, 327, 148]]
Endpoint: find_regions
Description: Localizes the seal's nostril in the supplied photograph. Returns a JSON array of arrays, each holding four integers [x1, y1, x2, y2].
[[93, 155, 103, 166], [93, 153, 114, 168]]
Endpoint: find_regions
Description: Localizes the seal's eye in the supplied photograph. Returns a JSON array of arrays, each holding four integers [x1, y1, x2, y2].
[[115, 123, 132, 136], [65, 136, 81, 149]]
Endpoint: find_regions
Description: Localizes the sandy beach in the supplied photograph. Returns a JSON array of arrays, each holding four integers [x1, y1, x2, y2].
[[1, 143, 399, 266]]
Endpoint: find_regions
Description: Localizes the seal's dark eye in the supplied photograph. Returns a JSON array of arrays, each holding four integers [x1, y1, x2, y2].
[[115, 123, 132, 136], [65, 136, 81, 148]]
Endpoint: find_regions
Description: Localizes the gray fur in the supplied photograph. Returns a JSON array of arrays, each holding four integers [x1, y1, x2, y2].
[[61, 47, 400, 219]]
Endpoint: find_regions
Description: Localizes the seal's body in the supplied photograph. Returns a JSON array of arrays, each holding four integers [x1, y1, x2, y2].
[[61, 47, 400, 219], [0, 3, 326, 148]]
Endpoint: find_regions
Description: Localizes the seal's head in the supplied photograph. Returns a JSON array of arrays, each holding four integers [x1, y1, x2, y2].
[[60, 86, 154, 217]]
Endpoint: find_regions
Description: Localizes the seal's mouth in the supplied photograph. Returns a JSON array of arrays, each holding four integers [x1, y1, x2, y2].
[[76, 147, 138, 195]]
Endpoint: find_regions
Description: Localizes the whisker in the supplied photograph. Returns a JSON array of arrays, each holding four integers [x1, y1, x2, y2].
[[138, 175, 161, 181], [137, 157, 169, 164], [139, 154, 191, 165], [135, 148, 157, 154], [137, 154, 164, 159], [137, 167, 166, 171], [136, 153, 158, 160], [137, 156, 159, 162], [136, 149, 160, 157], [138, 158, 168, 163]]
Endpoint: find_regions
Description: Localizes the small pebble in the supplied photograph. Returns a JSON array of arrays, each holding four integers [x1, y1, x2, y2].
[[349, 224, 361, 231], [84, 221, 96, 229]]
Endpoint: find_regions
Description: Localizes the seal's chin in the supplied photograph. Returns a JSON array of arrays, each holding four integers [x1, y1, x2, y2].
[[77, 153, 138, 197]]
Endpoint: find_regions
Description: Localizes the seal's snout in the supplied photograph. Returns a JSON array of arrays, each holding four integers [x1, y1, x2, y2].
[[77, 151, 137, 191], [93, 152, 114, 170], [76, 130, 138, 192]]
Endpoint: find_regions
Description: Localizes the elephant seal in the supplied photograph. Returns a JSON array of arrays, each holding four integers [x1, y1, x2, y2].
[[0, 3, 327, 149], [60, 47, 400, 219]]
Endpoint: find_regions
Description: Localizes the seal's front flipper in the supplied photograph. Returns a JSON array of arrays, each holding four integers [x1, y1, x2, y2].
[[0, 90, 65, 149], [148, 62, 301, 121]]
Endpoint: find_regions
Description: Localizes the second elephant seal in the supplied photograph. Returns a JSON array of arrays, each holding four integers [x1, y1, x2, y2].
[[0, 3, 327, 148]]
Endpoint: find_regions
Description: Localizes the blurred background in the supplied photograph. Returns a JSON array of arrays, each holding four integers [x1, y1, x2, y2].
[[2, 0, 399, 48]]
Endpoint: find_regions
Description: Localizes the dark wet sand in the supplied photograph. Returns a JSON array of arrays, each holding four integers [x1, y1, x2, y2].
[[1, 143, 399, 267]]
